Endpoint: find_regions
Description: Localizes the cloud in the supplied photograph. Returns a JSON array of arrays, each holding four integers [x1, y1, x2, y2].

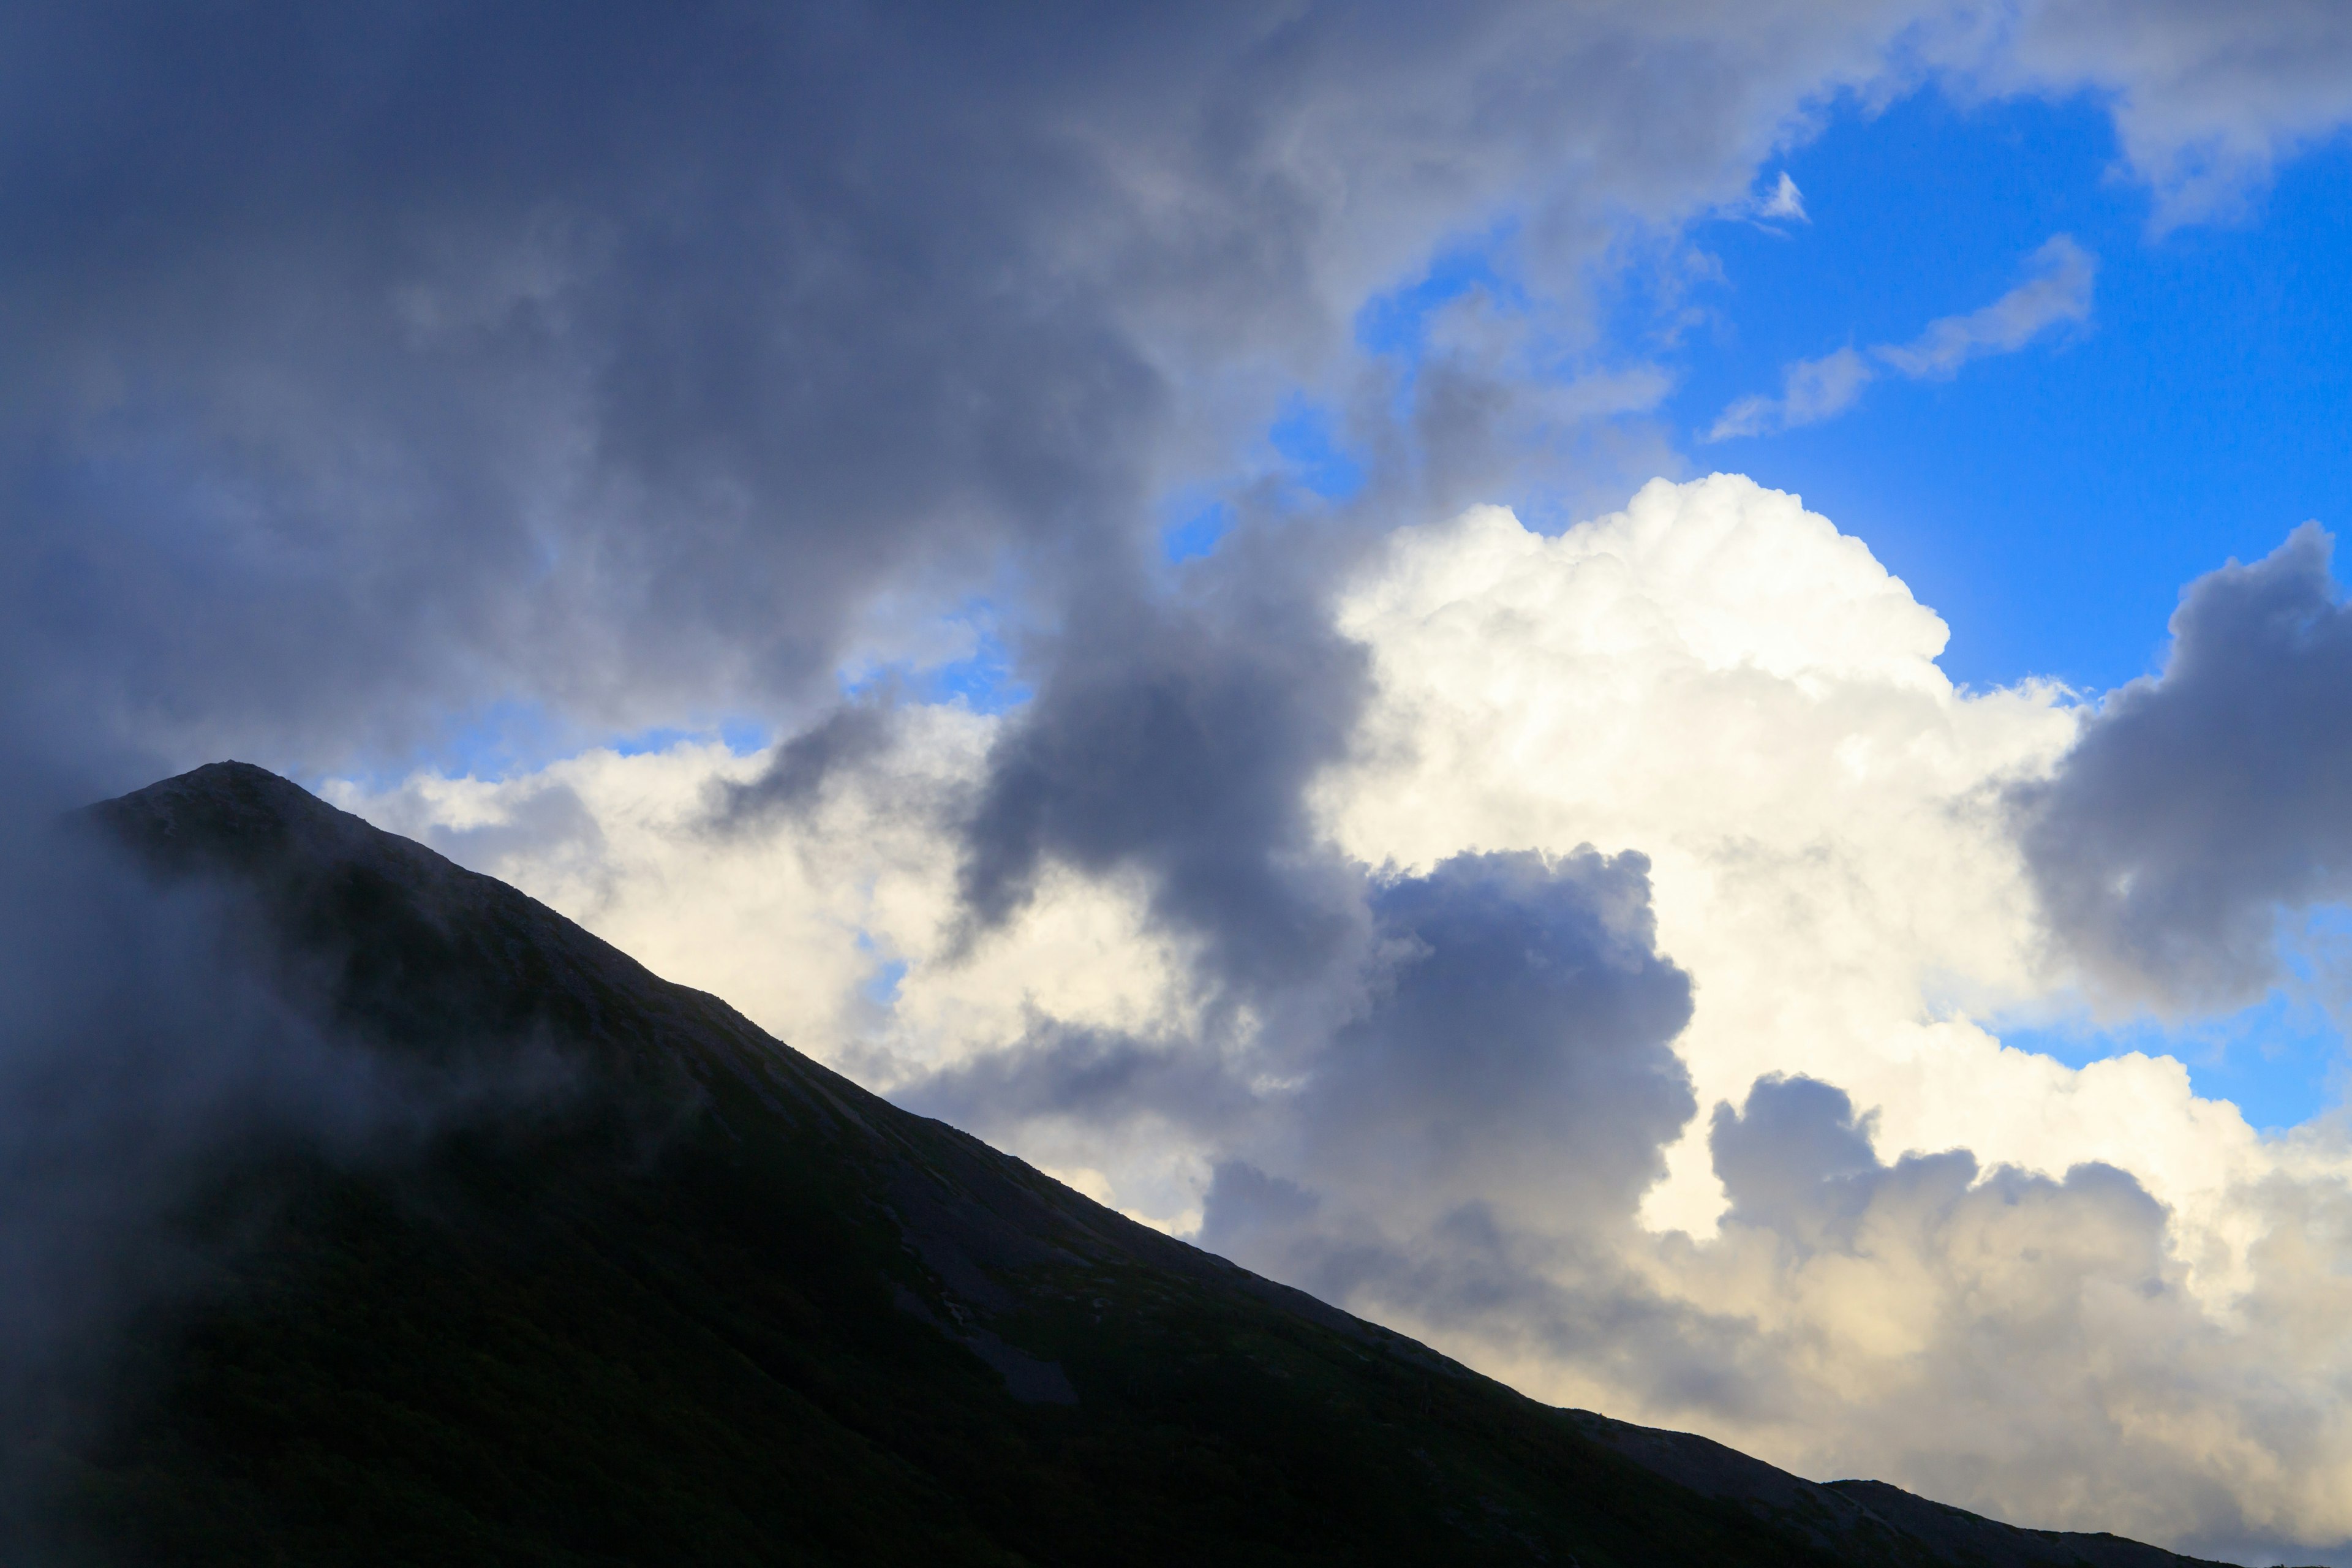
[[1944, 0, 2352, 227], [1714, 169, 1811, 234], [1324, 477, 2090, 1213], [8, 4, 2317, 783], [2013, 521, 2352, 1012], [1224, 1059, 2352, 1562], [1706, 235, 2095, 439], [0, 0, 1957, 784], [334, 475, 2352, 1554], [1706, 346, 1876, 439], [1872, 233, 2097, 378], [709, 703, 900, 829], [1281, 848, 1697, 1228], [1758, 170, 1811, 222], [951, 557, 1373, 997]]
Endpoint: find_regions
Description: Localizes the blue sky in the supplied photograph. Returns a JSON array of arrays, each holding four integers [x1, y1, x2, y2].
[[1686, 88, 2352, 698]]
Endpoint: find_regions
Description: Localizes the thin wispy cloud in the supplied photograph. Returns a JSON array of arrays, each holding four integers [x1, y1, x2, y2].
[[1875, 234, 2098, 377], [1757, 171, 1809, 223], [1713, 170, 1812, 239], [1707, 234, 2097, 440], [1706, 346, 1874, 441]]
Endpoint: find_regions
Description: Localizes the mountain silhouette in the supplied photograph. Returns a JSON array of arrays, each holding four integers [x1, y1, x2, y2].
[[32, 761, 2268, 1566]]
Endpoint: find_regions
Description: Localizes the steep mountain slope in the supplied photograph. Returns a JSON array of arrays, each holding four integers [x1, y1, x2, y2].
[[33, 763, 2259, 1566]]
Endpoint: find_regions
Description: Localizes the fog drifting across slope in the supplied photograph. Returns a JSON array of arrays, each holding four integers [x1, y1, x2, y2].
[[0, 769, 587, 1556]]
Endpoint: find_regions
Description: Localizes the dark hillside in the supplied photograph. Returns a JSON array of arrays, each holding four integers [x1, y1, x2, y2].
[[29, 763, 2252, 1567]]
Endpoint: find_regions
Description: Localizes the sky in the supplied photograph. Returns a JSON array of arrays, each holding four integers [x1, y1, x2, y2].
[[13, 3, 2352, 1561]]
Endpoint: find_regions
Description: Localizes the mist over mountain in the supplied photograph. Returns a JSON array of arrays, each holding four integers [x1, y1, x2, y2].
[[0, 760, 2286, 1567]]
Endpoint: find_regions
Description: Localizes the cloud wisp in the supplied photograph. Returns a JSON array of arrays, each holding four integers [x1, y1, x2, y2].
[[1708, 234, 2096, 439]]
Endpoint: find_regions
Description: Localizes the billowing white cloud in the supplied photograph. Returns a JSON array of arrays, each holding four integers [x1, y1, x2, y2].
[[1708, 236, 2095, 439], [1317, 476, 2280, 1254]]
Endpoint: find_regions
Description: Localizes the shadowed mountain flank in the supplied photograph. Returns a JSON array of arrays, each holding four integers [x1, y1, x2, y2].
[[26, 762, 2265, 1566]]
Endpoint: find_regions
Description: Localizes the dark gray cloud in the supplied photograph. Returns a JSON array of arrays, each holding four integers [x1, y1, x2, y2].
[[954, 549, 1374, 995], [2013, 522, 2352, 1009], [1709, 1074, 1883, 1246], [1178, 849, 1786, 1434], [711, 703, 900, 828], [1295, 849, 1697, 1212], [1195, 848, 1696, 1282], [0, 0, 1954, 786]]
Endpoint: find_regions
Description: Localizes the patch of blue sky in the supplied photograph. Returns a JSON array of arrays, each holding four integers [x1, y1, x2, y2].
[[839, 622, 1031, 714], [369, 695, 568, 788], [852, 927, 907, 1010], [1993, 911, 2352, 1133], [861, 956, 908, 1010], [1668, 85, 2352, 697], [1999, 992, 2348, 1134], [1354, 238, 1521, 359], [1159, 481, 1235, 564], [1267, 394, 1366, 502], [606, 726, 698, 758], [717, 718, 771, 754]]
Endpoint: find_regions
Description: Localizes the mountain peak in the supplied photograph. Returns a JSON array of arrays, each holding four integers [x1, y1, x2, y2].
[[92, 760, 382, 872]]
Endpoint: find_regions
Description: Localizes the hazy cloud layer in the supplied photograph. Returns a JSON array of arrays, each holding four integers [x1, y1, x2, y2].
[[2016, 522, 2352, 1011]]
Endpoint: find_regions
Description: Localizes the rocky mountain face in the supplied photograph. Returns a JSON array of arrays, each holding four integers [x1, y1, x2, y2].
[[24, 762, 2265, 1566]]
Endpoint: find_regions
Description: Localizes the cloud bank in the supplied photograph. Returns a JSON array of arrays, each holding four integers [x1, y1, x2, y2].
[[341, 477, 2352, 1559]]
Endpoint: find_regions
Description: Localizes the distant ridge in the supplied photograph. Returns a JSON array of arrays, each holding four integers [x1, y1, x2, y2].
[[38, 761, 2268, 1566]]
